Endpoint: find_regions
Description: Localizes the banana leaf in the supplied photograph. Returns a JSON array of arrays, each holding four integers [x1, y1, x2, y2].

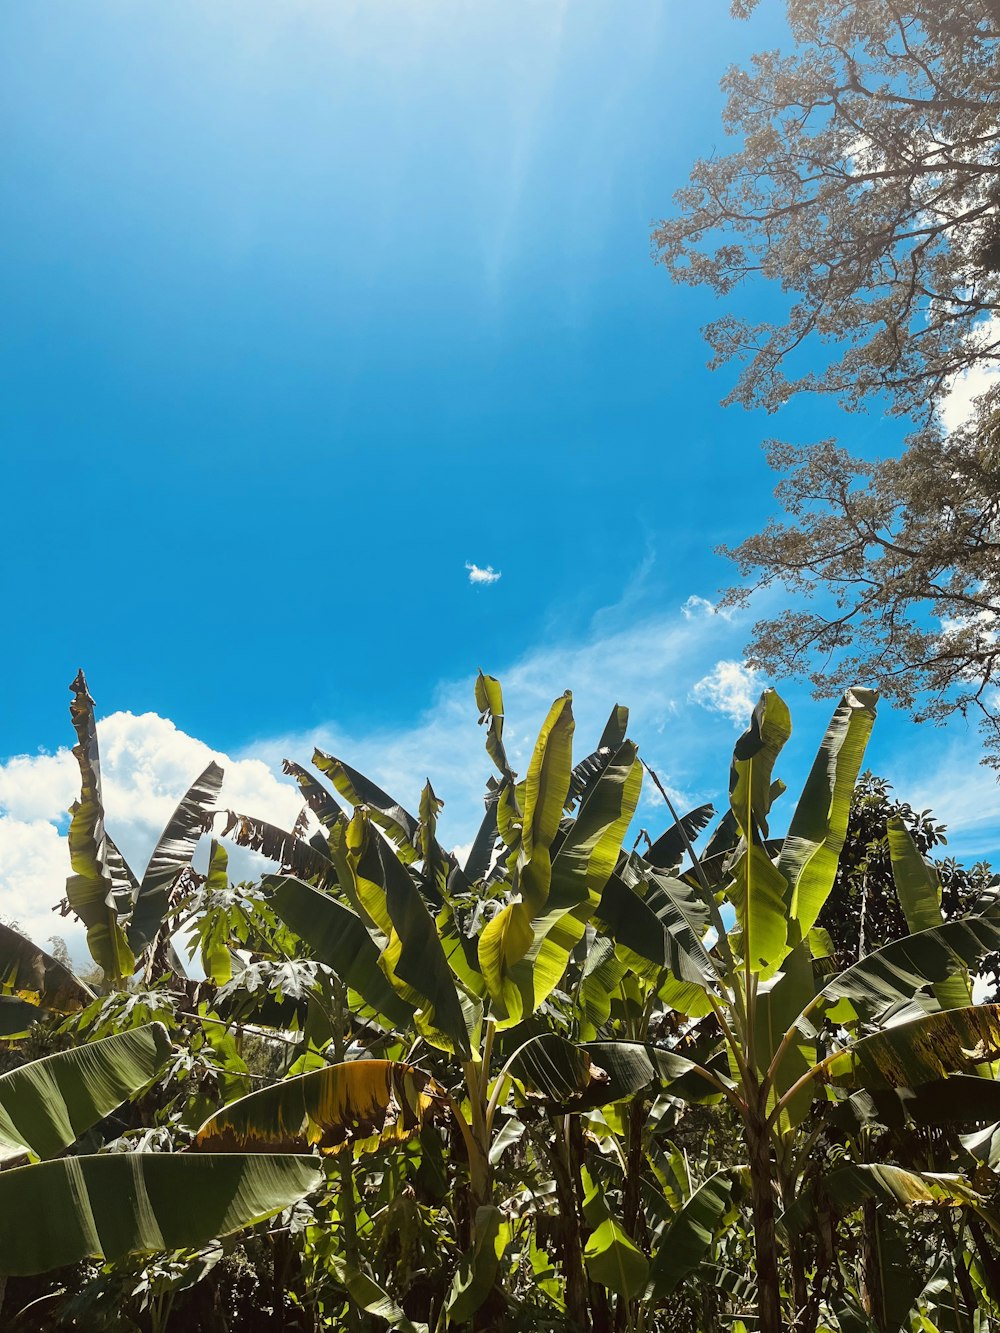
[[367, 826, 472, 1058], [218, 810, 338, 889], [823, 1004, 1000, 1090], [462, 783, 502, 883], [0, 995, 50, 1037], [66, 670, 134, 980], [193, 1059, 439, 1155], [564, 702, 629, 811], [729, 688, 791, 841], [596, 868, 718, 989], [781, 1162, 985, 1235], [520, 692, 575, 913], [0, 1153, 322, 1275], [0, 1022, 171, 1162], [328, 1255, 428, 1333], [313, 750, 420, 862], [508, 1033, 730, 1112], [648, 1169, 737, 1298], [645, 802, 715, 871], [475, 671, 515, 781], [479, 737, 638, 1027], [848, 1075, 1000, 1128], [779, 687, 877, 943], [282, 759, 346, 830], [128, 760, 224, 956], [806, 913, 1000, 1033], [522, 743, 642, 1013], [267, 874, 416, 1029], [447, 1205, 506, 1322], [0, 921, 93, 1012], [582, 1169, 648, 1298], [889, 816, 972, 1011]]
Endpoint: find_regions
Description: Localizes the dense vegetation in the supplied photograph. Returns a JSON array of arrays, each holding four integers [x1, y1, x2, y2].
[[1, 670, 999, 1331]]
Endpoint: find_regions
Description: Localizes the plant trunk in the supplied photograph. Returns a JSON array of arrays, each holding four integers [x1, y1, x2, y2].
[[860, 1199, 886, 1333], [746, 1108, 783, 1333], [548, 1119, 592, 1332], [780, 1172, 808, 1331], [622, 1096, 648, 1249]]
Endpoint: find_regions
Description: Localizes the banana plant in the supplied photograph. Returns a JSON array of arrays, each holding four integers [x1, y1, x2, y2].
[[212, 675, 647, 1323], [65, 670, 224, 982], [0, 1017, 326, 1282], [516, 687, 1000, 1333]]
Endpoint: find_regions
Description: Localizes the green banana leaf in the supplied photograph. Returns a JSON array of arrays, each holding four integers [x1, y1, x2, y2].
[[128, 760, 224, 955], [371, 826, 473, 1058], [508, 1033, 731, 1111], [519, 692, 575, 912], [0, 1152, 322, 1275], [564, 702, 629, 811], [644, 802, 715, 871], [596, 868, 718, 989], [754, 940, 816, 1125], [729, 688, 791, 841], [281, 759, 346, 830], [475, 671, 515, 781], [582, 1168, 648, 1298], [193, 1059, 438, 1156], [781, 1162, 984, 1235], [848, 1075, 1000, 1128], [779, 687, 877, 943], [468, 690, 573, 1015], [267, 874, 416, 1029], [726, 689, 793, 980], [823, 1004, 1000, 1090], [0, 1022, 171, 1162], [461, 784, 502, 883], [522, 743, 643, 1014], [808, 913, 1000, 1032], [479, 735, 638, 1027], [0, 920, 93, 1012], [0, 996, 51, 1038], [648, 1169, 737, 1298], [889, 816, 973, 1011], [313, 749, 421, 862], [196, 840, 235, 985], [328, 1254, 427, 1333], [446, 1204, 506, 1322], [66, 670, 134, 980], [727, 841, 790, 981]]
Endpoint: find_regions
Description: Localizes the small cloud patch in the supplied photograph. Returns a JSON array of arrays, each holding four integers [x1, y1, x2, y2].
[[691, 660, 760, 727], [466, 562, 501, 586]]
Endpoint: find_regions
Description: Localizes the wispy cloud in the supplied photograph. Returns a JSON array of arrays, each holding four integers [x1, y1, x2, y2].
[[466, 561, 501, 585], [691, 660, 761, 727], [9, 586, 1000, 969]]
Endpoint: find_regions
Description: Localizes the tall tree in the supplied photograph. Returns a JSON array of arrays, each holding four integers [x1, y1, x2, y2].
[[657, 0, 1000, 757]]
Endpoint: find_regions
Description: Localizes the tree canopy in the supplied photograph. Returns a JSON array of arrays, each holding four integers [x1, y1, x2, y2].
[[657, 0, 1000, 757]]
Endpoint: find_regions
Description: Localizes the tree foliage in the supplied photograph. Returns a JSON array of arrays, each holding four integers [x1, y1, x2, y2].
[[657, 0, 1000, 757]]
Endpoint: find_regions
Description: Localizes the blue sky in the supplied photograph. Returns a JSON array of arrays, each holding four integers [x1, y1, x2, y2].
[[2, 1, 997, 954]]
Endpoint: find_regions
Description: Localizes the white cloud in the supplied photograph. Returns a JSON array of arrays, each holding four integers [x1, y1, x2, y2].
[[690, 661, 761, 727], [939, 315, 1000, 432], [0, 712, 302, 965], [33, 586, 1000, 974], [466, 562, 501, 586], [254, 597, 755, 850]]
